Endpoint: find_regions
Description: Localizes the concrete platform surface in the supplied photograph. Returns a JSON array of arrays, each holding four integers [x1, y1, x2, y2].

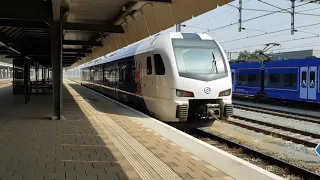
[[0, 80, 283, 180]]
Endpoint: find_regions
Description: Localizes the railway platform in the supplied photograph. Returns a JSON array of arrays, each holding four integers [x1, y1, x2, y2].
[[0, 79, 283, 180]]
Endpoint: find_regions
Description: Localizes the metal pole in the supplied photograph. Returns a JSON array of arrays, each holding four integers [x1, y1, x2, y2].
[[176, 24, 181, 32], [42, 66, 44, 94], [51, 20, 62, 120], [35, 62, 38, 81], [47, 68, 50, 80], [28, 59, 30, 101], [13, 59, 15, 94], [24, 57, 29, 104], [291, 0, 295, 35], [42, 66, 44, 81], [239, 0, 243, 32]]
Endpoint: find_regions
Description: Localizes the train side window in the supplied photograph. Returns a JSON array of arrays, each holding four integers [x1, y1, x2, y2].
[[269, 74, 280, 85], [238, 74, 247, 85], [301, 72, 307, 87], [119, 64, 130, 82], [231, 72, 234, 84], [154, 54, 165, 75], [310, 71, 315, 88], [284, 74, 297, 87], [147, 57, 152, 75], [247, 74, 255, 84], [319, 68, 320, 91], [131, 63, 136, 83]]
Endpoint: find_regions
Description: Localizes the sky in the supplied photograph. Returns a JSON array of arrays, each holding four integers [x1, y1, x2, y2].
[[161, 0, 320, 59]]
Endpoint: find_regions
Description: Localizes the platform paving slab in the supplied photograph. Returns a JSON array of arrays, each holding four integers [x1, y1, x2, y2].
[[0, 82, 234, 180], [64, 81, 234, 180]]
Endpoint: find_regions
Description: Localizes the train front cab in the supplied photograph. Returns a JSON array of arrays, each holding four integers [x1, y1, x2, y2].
[[230, 62, 262, 97], [264, 58, 320, 103]]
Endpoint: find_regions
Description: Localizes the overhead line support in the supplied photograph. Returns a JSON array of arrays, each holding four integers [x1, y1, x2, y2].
[[291, 0, 295, 35], [239, 0, 243, 32]]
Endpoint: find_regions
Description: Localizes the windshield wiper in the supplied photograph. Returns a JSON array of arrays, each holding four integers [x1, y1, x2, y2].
[[209, 52, 218, 74]]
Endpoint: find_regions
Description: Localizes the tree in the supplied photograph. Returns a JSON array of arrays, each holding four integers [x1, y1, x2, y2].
[[236, 49, 264, 61]]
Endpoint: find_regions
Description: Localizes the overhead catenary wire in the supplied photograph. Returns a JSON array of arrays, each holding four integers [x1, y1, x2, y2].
[[213, 13, 317, 41], [272, 42, 320, 51], [181, 0, 320, 54], [201, 1, 313, 34], [226, 35, 320, 51], [218, 22, 320, 44]]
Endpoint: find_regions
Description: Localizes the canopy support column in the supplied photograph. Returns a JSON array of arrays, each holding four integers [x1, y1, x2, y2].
[[51, 20, 63, 120]]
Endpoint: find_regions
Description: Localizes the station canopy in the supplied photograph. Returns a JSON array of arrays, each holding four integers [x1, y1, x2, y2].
[[0, 0, 233, 68]]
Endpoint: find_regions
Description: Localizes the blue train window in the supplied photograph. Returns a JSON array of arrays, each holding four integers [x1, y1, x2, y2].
[[269, 74, 280, 85], [232, 72, 234, 84], [302, 72, 307, 88], [284, 74, 297, 87], [266, 73, 297, 88], [237, 74, 260, 85]]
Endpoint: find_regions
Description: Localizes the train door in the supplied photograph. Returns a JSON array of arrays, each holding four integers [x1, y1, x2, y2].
[[308, 66, 317, 100], [144, 55, 156, 99], [231, 69, 235, 93], [299, 66, 317, 100], [300, 67, 308, 99]]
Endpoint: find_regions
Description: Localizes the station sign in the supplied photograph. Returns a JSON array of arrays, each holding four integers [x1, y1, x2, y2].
[[316, 143, 320, 157]]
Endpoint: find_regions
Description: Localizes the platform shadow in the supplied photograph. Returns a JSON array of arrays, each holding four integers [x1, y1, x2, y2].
[[0, 84, 133, 179]]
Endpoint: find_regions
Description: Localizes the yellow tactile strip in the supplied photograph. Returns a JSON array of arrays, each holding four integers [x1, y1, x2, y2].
[[65, 83, 182, 180], [65, 80, 234, 180], [107, 112, 232, 180]]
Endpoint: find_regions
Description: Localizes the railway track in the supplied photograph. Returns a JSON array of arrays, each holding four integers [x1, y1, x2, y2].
[[187, 129, 320, 180], [233, 103, 320, 125], [227, 115, 319, 148]]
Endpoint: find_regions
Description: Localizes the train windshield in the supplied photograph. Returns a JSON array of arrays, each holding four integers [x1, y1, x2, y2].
[[172, 39, 228, 81]]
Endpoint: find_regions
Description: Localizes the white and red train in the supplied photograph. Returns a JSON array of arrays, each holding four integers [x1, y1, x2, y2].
[[65, 32, 233, 129]]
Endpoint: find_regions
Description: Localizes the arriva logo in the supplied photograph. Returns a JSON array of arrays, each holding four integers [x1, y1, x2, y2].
[[204, 87, 211, 94]]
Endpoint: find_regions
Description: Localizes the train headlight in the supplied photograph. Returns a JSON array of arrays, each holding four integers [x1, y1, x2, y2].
[[219, 89, 231, 97], [176, 89, 194, 97]]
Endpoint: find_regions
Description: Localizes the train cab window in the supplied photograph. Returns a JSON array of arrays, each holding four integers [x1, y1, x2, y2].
[[147, 57, 152, 75], [302, 72, 307, 87], [154, 54, 165, 75], [310, 71, 315, 88]]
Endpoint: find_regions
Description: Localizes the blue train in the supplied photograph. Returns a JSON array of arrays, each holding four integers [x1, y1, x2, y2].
[[230, 58, 320, 103]]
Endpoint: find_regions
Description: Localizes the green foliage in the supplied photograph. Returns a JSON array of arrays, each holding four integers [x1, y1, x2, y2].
[[236, 49, 265, 61]]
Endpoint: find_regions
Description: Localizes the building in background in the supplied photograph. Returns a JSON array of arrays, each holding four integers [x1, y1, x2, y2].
[[269, 49, 320, 61]]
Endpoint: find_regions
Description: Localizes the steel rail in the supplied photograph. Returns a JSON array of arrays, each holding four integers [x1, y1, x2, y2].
[[187, 129, 320, 180]]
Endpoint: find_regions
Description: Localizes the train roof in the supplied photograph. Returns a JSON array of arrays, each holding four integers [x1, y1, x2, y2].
[[80, 32, 215, 69], [265, 58, 320, 67], [230, 61, 262, 69], [81, 33, 161, 69], [0, 62, 13, 68]]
